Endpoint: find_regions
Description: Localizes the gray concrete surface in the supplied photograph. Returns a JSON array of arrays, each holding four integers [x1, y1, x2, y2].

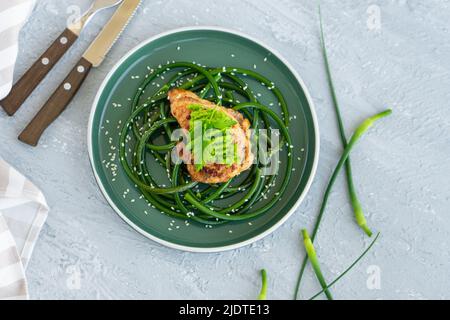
[[1, 0, 449, 299]]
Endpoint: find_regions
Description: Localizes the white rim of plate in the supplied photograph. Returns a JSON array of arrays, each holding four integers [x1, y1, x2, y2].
[[87, 26, 320, 253]]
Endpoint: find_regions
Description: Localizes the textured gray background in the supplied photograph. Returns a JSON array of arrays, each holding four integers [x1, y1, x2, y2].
[[1, 0, 449, 299]]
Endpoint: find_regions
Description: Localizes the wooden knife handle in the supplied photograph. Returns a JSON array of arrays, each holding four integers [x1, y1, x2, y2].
[[1, 28, 78, 116], [19, 57, 92, 147]]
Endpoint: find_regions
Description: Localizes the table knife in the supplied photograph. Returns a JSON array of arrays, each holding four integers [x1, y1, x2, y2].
[[0, 0, 124, 116], [18, 0, 141, 146]]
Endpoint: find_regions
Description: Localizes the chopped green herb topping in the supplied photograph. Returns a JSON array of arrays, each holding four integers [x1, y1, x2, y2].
[[188, 104, 239, 171], [188, 104, 237, 129]]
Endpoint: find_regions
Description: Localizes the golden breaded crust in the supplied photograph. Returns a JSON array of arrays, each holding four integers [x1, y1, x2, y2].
[[168, 89, 254, 184]]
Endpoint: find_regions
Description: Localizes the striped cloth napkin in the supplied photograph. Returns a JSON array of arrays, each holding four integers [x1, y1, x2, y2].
[[0, 158, 49, 300], [0, 0, 36, 100]]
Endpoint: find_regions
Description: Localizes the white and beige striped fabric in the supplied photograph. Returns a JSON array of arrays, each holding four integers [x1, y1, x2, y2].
[[0, 0, 36, 99], [0, 158, 49, 300]]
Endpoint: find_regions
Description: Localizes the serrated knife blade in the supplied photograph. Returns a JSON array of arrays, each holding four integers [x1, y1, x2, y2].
[[83, 0, 141, 67]]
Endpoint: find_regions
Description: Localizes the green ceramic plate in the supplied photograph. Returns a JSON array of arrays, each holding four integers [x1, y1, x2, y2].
[[88, 27, 319, 252]]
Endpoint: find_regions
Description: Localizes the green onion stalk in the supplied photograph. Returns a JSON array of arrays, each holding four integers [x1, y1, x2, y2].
[[257, 269, 268, 300], [319, 6, 372, 237], [301, 229, 333, 300], [294, 109, 392, 299], [308, 232, 380, 300]]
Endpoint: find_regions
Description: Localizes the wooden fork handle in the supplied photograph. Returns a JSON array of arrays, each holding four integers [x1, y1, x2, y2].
[[19, 57, 92, 147], [1, 28, 78, 116]]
